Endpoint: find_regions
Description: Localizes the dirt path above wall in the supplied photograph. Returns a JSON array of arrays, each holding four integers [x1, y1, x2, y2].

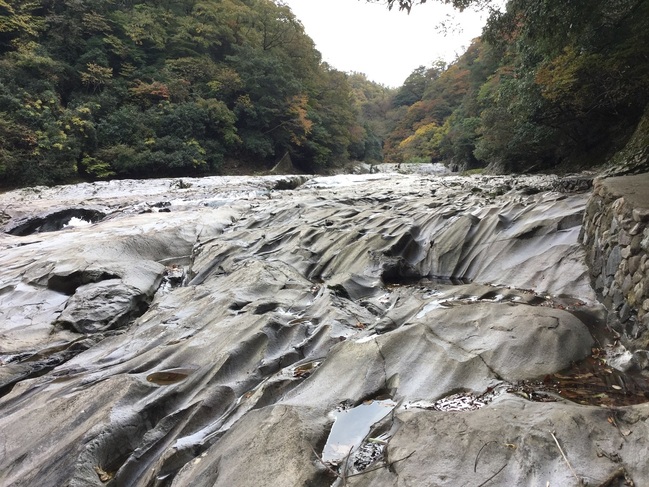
[[601, 173, 649, 209]]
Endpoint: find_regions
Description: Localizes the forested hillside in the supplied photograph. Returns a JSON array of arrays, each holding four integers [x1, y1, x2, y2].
[[2, 0, 648, 188], [381, 0, 649, 173], [0, 0, 386, 187]]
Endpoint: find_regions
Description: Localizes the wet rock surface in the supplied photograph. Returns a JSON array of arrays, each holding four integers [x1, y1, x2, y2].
[[0, 173, 647, 487]]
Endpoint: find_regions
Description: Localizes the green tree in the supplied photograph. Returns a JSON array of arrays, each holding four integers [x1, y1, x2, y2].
[[380, 0, 649, 173], [0, 1, 43, 53], [0, 0, 370, 187]]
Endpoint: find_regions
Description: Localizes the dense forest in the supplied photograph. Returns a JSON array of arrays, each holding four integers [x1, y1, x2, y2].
[[381, 0, 649, 174], [0, 0, 386, 186], [1, 0, 648, 187]]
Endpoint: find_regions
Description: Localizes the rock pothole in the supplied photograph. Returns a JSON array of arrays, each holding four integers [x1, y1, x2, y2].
[[5, 208, 106, 236]]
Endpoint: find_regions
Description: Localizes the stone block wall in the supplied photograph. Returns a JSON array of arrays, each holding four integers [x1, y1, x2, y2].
[[581, 175, 649, 346]]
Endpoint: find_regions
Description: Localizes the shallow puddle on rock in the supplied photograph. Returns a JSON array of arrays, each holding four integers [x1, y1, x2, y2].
[[146, 368, 193, 385], [292, 360, 322, 378], [501, 334, 649, 407], [322, 399, 396, 464]]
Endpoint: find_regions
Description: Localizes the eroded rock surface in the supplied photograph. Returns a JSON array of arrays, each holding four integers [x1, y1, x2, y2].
[[0, 173, 646, 487]]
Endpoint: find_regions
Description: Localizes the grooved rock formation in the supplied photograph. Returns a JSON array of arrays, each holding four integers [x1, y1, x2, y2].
[[1, 174, 647, 487]]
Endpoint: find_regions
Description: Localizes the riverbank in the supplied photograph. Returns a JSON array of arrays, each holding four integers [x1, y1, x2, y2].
[[1, 172, 648, 486]]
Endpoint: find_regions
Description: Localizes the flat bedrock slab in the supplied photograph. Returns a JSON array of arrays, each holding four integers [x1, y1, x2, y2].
[[348, 396, 649, 487]]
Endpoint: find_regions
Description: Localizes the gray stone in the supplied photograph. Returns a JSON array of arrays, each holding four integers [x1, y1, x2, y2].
[[621, 245, 632, 259], [622, 273, 634, 295], [634, 270, 644, 285], [595, 274, 605, 292], [612, 197, 627, 213], [619, 229, 632, 246], [630, 222, 643, 235], [633, 207, 649, 222], [631, 234, 643, 254], [612, 287, 625, 309], [620, 303, 632, 322], [55, 279, 151, 333], [635, 284, 647, 306], [607, 344, 636, 371], [631, 319, 647, 340], [617, 262, 628, 278], [591, 244, 603, 275], [642, 278, 649, 297], [642, 232, 649, 252], [629, 255, 642, 275], [605, 246, 622, 276], [172, 405, 325, 487]]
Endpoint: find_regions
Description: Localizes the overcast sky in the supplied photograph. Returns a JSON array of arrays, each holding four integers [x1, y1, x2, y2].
[[283, 0, 489, 88]]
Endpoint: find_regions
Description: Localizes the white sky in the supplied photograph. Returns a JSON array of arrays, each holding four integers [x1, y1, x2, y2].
[[283, 0, 490, 88]]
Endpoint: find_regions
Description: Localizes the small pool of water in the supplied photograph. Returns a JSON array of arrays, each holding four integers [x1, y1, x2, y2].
[[322, 398, 396, 464], [146, 368, 194, 385]]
